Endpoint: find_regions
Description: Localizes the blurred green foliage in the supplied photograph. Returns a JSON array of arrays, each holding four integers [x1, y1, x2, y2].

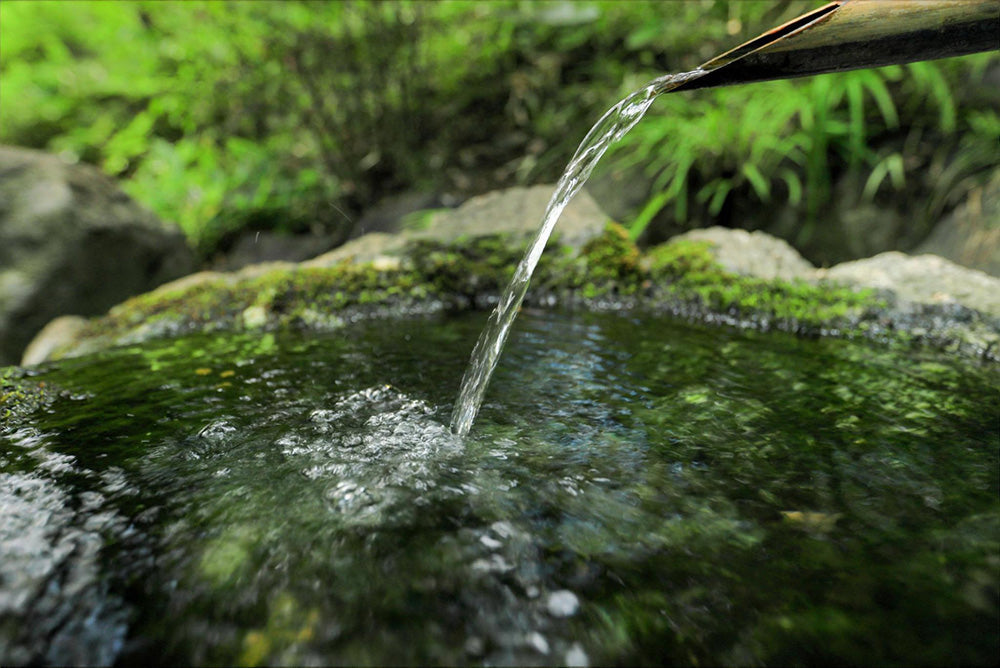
[[612, 55, 999, 249], [1, 1, 997, 258]]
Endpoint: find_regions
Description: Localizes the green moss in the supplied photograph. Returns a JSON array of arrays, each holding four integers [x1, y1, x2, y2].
[[643, 237, 883, 332], [59, 225, 647, 356], [237, 591, 320, 667], [643, 238, 717, 278], [1, 367, 56, 425], [199, 523, 260, 587], [578, 223, 642, 297], [680, 274, 879, 330], [580, 223, 640, 279], [36, 225, 984, 365], [408, 234, 531, 297], [535, 222, 644, 299], [403, 223, 646, 303], [58, 260, 452, 359]]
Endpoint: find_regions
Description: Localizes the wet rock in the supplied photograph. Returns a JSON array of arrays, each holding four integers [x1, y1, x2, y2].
[[656, 226, 999, 358], [817, 251, 1000, 359], [16, 189, 1000, 365], [671, 226, 815, 281], [0, 145, 195, 365], [670, 225, 999, 318]]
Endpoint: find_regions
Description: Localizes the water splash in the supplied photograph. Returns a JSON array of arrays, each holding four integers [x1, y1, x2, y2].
[[450, 69, 705, 436], [0, 429, 130, 665]]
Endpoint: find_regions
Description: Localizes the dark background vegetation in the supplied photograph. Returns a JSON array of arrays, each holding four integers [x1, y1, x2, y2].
[[2, 0, 997, 264]]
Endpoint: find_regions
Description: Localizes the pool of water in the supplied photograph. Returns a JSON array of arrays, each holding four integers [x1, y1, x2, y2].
[[2, 309, 997, 665]]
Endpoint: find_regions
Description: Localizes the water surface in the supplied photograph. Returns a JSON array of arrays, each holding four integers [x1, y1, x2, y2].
[[2, 310, 997, 665]]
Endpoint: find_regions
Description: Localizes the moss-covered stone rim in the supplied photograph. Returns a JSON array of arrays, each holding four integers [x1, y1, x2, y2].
[[24, 224, 1000, 364]]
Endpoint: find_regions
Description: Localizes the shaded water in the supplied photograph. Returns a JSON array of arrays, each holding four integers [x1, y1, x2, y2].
[[2, 310, 997, 665], [451, 70, 704, 435]]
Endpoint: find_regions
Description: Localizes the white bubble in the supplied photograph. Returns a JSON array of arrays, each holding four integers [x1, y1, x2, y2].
[[526, 631, 550, 655], [546, 589, 580, 617], [480, 534, 503, 550], [565, 642, 589, 667]]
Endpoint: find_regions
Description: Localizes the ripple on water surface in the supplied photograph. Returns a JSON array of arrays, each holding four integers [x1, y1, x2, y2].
[[1, 310, 997, 665]]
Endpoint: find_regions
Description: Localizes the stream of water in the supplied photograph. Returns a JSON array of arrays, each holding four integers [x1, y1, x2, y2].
[[450, 69, 705, 436]]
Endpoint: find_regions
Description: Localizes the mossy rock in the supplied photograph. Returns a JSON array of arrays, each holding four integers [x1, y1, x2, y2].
[[1, 366, 60, 425], [16, 223, 1000, 365]]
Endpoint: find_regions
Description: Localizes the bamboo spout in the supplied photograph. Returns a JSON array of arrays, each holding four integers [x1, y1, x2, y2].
[[672, 0, 999, 92]]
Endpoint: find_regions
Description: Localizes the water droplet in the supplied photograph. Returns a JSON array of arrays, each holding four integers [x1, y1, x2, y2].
[[464, 636, 485, 657], [565, 642, 590, 667], [490, 521, 517, 539], [480, 534, 503, 550], [471, 554, 513, 574], [546, 590, 580, 617], [526, 631, 549, 655], [197, 420, 236, 440]]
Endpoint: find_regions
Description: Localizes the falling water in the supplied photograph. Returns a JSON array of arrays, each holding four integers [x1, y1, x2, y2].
[[450, 69, 707, 436]]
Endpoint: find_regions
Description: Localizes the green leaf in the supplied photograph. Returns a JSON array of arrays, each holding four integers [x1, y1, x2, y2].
[[860, 69, 899, 129], [629, 189, 673, 240], [863, 153, 905, 199], [741, 163, 770, 201], [697, 178, 733, 216], [779, 168, 803, 206], [906, 61, 955, 132]]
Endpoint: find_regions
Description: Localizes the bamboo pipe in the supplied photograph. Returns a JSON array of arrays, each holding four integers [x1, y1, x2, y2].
[[670, 0, 999, 92]]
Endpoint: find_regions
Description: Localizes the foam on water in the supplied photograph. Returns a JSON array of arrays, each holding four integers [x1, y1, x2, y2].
[[0, 429, 129, 665]]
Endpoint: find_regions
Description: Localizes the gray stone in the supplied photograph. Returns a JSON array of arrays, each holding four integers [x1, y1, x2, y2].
[[350, 190, 451, 238], [585, 162, 653, 229], [915, 169, 1000, 277], [306, 185, 611, 267], [815, 251, 1000, 359], [211, 230, 340, 272], [0, 146, 195, 365], [20, 315, 87, 366], [672, 226, 815, 281], [663, 225, 999, 319], [304, 232, 408, 268], [419, 185, 607, 250], [674, 225, 1000, 317], [818, 251, 1000, 318]]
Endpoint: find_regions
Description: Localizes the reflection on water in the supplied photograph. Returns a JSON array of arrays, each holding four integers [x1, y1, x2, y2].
[[1, 310, 997, 665]]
